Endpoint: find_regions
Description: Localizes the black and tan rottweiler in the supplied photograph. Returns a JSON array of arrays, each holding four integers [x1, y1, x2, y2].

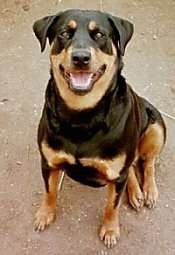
[[33, 9, 166, 248]]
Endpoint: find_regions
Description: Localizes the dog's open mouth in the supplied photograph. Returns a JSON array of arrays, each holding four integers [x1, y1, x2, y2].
[[59, 64, 106, 94]]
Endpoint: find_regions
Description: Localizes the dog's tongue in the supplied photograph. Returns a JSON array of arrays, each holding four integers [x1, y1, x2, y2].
[[70, 72, 93, 91]]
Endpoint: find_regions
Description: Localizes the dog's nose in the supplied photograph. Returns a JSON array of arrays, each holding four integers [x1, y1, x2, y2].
[[72, 49, 91, 67]]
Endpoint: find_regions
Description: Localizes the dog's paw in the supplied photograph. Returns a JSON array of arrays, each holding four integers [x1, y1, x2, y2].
[[34, 206, 56, 231], [143, 180, 158, 209], [99, 226, 120, 248], [128, 185, 144, 211]]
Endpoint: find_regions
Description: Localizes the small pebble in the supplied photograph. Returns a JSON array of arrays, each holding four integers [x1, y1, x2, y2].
[[22, 4, 30, 11], [16, 161, 22, 165]]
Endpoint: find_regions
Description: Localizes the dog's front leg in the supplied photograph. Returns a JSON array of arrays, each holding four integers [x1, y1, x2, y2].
[[34, 159, 60, 231], [100, 176, 127, 248]]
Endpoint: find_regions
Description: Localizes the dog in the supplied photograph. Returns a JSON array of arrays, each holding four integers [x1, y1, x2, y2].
[[33, 9, 166, 248]]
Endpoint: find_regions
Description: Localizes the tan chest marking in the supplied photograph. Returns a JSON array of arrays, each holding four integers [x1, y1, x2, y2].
[[42, 141, 126, 180], [80, 154, 126, 180], [41, 141, 75, 168]]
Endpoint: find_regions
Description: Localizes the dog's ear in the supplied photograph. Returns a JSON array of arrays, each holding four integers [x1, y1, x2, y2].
[[33, 13, 62, 52], [108, 15, 134, 56]]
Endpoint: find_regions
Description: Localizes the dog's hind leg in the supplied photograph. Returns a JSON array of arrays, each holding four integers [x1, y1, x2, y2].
[[138, 122, 165, 208], [34, 159, 60, 231], [127, 165, 144, 211]]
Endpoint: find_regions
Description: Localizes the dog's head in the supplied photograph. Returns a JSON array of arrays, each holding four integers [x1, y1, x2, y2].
[[33, 10, 133, 110]]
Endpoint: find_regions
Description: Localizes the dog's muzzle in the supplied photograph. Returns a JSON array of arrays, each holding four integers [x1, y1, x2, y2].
[[59, 59, 106, 94]]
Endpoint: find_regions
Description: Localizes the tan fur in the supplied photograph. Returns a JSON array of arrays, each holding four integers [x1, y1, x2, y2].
[[127, 122, 165, 209], [99, 183, 120, 248], [34, 170, 59, 231], [127, 165, 143, 210], [42, 140, 125, 180], [88, 20, 97, 31], [41, 141, 75, 168], [139, 123, 164, 206], [139, 122, 164, 158], [68, 19, 77, 29], [50, 44, 117, 110], [80, 154, 126, 180]]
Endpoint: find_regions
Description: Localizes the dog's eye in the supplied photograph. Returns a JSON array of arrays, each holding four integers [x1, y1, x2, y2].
[[92, 31, 105, 41], [96, 32, 104, 39], [59, 31, 72, 39]]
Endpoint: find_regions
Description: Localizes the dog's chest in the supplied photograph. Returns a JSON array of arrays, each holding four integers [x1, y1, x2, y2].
[[41, 141, 126, 186]]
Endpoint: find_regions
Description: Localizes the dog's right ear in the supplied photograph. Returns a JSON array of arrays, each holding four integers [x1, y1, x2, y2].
[[33, 13, 62, 52]]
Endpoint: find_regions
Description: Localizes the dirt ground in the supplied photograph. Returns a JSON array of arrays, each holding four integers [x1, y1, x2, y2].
[[0, 0, 175, 254]]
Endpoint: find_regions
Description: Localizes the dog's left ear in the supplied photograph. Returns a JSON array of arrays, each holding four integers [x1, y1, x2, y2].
[[108, 15, 134, 56], [33, 12, 62, 52]]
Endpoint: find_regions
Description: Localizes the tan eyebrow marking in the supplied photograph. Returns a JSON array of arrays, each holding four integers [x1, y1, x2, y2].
[[88, 20, 97, 31], [68, 20, 77, 29]]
